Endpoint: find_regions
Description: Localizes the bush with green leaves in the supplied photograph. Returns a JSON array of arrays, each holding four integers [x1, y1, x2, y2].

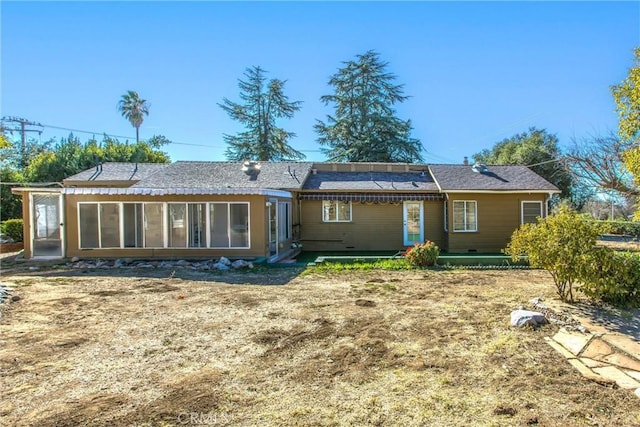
[[595, 220, 640, 238], [1, 218, 23, 242], [505, 206, 605, 302], [580, 249, 640, 307], [405, 241, 440, 267]]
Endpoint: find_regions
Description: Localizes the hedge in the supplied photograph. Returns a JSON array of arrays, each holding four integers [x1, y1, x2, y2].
[[595, 220, 640, 238], [580, 249, 640, 307], [0, 218, 23, 243]]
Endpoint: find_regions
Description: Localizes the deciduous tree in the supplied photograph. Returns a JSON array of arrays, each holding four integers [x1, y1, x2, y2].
[[612, 46, 640, 217], [473, 127, 574, 200]]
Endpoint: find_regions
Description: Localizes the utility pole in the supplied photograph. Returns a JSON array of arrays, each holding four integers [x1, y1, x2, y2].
[[0, 116, 43, 168]]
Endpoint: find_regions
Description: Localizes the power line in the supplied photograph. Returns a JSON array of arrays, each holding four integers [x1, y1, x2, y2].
[[1, 116, 44, 168], [39, 123, 217, 148], [39, 122, 323, 153]]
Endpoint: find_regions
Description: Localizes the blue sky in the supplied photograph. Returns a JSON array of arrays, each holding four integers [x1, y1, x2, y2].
[[2, 1, 639, 163]]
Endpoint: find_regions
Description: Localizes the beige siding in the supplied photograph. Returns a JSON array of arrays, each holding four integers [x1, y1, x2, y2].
[[20, 193, 32, 259], [445, 193, 547, 253], [300, 200, 444, 251]]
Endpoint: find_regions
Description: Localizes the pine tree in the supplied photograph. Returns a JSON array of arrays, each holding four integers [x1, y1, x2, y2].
[[315, 50, 423, 163], [220, 66, 304, 161]]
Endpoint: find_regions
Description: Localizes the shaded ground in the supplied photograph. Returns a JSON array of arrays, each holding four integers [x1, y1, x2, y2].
[[1, 265, 639, 426]]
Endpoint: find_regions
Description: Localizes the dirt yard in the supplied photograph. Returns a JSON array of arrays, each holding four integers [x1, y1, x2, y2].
[[1, 263, 639, 426]]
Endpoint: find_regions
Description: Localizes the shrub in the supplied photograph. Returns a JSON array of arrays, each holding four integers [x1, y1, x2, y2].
[[505, 206, 605, 302], [595, 220, 640, 238], [1, 218, 23, 242], [580, 249, 640, 307], [405, 241, 440, 267]]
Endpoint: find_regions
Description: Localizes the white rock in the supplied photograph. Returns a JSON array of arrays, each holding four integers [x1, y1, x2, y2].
[[219, 256, 231, 266], [529, 297, 544, 305], [510, 309, 547, 327], [71, 257, 80, 263], [232, 260, 249, 269]]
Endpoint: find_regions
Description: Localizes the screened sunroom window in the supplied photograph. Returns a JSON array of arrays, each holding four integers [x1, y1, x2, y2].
[[210, 202, 249, 248], [144, 203, 164, 247], [168, 204, 187, 248], [79, 204, 99, 248]]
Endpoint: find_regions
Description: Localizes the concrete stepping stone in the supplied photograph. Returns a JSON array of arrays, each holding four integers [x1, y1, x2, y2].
[[592, 366, 640, 389]]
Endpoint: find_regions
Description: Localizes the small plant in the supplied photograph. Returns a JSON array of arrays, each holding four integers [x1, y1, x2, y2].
[[1, 218, 23, 242], [404, 241, 440, 267]]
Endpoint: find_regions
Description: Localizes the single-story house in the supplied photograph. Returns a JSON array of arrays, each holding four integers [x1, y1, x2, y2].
[[12, 160, 559, 261]]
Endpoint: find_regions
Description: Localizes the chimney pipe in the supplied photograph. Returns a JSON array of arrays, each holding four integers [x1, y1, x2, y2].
[[463, 156, 469, 166]]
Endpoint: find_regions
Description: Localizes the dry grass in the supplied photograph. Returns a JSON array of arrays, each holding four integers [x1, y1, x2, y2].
[[1, 266, 639, 426]]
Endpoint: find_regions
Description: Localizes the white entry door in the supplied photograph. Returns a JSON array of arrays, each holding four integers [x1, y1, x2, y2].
[[403, 201, 424, 246]]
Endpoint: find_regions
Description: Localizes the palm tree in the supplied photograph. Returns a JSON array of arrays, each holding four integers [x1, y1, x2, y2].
[[117, 91, 150, 143]]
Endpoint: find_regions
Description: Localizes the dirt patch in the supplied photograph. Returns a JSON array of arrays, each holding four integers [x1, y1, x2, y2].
[[1, 268, 639, 426]]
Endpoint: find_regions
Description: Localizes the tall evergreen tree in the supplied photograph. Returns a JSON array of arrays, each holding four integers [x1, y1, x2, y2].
[[220, 66, 304, 161], [118, 90, 150, 143], [315, 50, 423, 163]]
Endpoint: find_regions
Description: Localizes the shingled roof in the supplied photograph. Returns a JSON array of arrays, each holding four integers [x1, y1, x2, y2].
[[428, 164, 560, 192], [303, 171, 439, 192], [132, 161, 314, 190], [63, 162, 168, 183]]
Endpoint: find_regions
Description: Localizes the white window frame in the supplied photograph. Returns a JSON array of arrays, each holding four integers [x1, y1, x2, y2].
[[443, 201, 448, 232], [452, 200, 478, 232], [521, 201, 543, 225], [322, 200, 352, 222]]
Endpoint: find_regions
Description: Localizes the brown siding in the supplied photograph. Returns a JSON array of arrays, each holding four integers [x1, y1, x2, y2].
[[300, 200, 444, 251], [424, 201, 445, 248], [64, 194, 270, 259], [445, 193, 547, 253]]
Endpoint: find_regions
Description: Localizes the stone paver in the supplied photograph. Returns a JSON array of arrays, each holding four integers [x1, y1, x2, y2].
[[552, 328, 592, 356], [592, 366, 640, 389], [579, 357, 608, 368], [625, 370, 640, 381], [603, 352, 640, 372], [601, 334, 640, 359], [581, 339, 613, 360], [544, 337, 575, 359], [546, 326, 640, 399]]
